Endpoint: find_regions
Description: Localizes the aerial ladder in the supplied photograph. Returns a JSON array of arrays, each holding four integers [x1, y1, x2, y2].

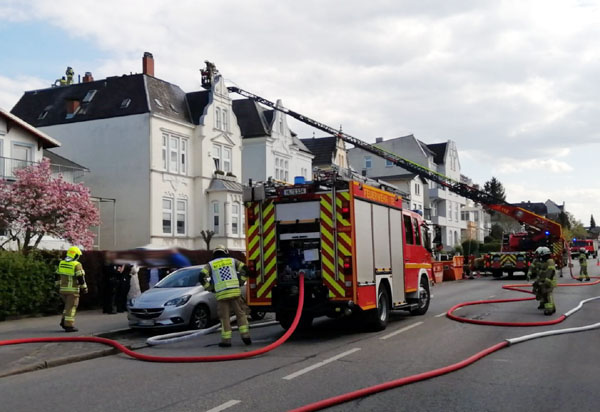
[[225, 85, 567, 272]]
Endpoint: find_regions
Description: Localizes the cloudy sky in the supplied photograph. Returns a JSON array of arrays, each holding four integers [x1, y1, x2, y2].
[[1, 0, 598, 224]]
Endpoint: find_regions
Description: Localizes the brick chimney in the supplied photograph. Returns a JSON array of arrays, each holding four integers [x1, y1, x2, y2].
[[143, 52, 154, 76], [82, 72, 94, 83], [66, 98, 80, 115]]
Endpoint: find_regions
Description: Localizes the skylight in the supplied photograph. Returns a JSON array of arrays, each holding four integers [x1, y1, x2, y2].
[[154, 98, 163, 108], [82, 89, 97, 103], [120, 98, 131, 109]]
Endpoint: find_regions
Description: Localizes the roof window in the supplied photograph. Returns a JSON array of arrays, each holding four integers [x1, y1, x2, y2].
[[120, 98, 131, 109], [169, 103, 178, 113], [38, 111, 48, 120], [82, 89, 97, 103], [154, 98, 163, 108]]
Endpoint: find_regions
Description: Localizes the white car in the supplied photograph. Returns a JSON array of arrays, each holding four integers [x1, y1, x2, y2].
[[127, 265, 218, 329]]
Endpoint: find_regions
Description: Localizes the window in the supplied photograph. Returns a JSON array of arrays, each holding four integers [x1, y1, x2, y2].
[[474, 211, 479, 222], [275, 156, 289, 182], [154, 98, 163, 108], [364, 156, 372, 169], [415, 183, 420, 195], [448, 202, 452, 221], [403, 215, 414, 244], [176, 200, 187, 235], [413, 217, 422, 246], [279, 117, 284, 134], [213, 144, 231, 172], [232, 203, 240, 235], [212, 202, 220, 234], [162, 132, 188, 175], [82, 90, 97, 103], [222, 109, 229, 131], [461, 211, 468, 221], [215, 107, 222, 129], [120, 98, 131, 109], [385, 159, 394, 167], [12, 142, 32, 174], [162, 198, 173, 234]]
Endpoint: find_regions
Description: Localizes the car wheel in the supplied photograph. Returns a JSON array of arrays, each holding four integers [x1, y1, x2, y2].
[[189, 304, 210, 330]]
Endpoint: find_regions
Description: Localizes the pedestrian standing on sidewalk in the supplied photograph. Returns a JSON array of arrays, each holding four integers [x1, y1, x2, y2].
[[102, 252, 119, 314], [56, 246, 88, 332], [127, 263, 142, 305], [115, 264, 132, 312]]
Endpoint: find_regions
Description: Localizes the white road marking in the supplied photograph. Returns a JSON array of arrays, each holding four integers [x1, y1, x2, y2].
[[282, 348, 361, 380], [380, 321, 424, 340], [488, 295, 496, 298], [206, 400, 241, 412], [435, 312, 447, 317]]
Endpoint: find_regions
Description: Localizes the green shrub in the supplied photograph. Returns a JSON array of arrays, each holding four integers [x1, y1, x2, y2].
[[461, 239, 481, 255], [0, 251, 61, 320], [480, 242, 501, 253]]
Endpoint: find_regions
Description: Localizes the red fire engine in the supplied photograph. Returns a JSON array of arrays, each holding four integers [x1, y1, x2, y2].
[[243, 169, 432, 330]]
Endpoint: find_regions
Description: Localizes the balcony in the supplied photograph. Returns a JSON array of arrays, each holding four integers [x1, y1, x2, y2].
[[0, 156, 87, 183]]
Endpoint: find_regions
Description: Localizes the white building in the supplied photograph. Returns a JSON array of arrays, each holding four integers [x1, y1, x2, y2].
[[0, 108, 89, 249], [11, 54, 246, 251], [232, 98, 313, 184]]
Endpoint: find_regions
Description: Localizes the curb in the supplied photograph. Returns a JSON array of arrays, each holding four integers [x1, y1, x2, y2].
[[0, 329, 148, 379]]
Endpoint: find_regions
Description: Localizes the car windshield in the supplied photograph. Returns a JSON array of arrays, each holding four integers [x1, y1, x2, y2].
[[155, 267, 202, 288]]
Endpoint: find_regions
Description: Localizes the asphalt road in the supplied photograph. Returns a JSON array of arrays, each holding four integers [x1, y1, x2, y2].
[[1, 262, 599, 412]]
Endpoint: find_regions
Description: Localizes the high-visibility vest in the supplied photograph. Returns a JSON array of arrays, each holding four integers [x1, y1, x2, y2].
[[579, 253, 588, 266], [207, 257, 241, 300], [530, 258, 556, 280], [56, 260, 85, 294]]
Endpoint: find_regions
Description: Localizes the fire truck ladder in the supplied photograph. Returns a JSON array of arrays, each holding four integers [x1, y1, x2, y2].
[[228, 86, 506, 207]]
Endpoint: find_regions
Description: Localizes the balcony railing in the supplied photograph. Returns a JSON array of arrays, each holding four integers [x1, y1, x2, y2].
[[0, 156, 87, 182]]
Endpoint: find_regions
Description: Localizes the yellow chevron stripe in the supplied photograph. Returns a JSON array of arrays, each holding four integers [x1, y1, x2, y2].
[[339, 232, 352, 246], [264, 227, 275, 247], [337, 257, 345, 282], [323, 272, 345, 296], [321, 225, 334, 244], [338, 242, 351, 257], [321, 198, 333, 213], [257, 274, 276, 297]]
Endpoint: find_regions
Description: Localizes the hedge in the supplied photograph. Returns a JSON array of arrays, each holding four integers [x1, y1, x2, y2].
[[0, 250, 61, 320]]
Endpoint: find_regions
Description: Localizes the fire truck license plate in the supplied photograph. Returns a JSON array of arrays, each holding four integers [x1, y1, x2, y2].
[[283, 188, 307, 196]]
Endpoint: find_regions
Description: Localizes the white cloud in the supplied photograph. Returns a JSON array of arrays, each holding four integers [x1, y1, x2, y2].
[[497, 158, 573, 174]]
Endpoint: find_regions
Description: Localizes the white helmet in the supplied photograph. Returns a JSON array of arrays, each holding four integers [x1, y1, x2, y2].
[[535, 246, 551, 257]]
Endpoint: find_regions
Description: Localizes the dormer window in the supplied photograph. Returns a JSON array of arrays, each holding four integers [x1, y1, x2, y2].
[[82, 89, 97, 103]]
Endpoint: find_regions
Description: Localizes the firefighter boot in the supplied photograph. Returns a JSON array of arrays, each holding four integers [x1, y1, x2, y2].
[[64, 327, 79, 332], [219, 339, 232, 348], [544, 303, 556, 316], [585, 277, 591, 281], [537, 302, 545, 310], [242, 335, 252, 345], [60, 317, 66, 330]]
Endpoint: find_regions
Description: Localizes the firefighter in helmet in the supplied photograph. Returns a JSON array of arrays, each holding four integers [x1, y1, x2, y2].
[[529, 246, 556, 315], [201, 245, 251, 347], [56, 246, 88, 332], [578, 247, 590, 281]]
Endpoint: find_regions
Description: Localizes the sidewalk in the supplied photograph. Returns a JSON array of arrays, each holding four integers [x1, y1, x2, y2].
[[0, 309, 135, 378]]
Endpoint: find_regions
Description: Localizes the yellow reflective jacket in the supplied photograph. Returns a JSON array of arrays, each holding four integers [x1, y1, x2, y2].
[[56, 259, 87, 294], [202, 257, 247, 300]]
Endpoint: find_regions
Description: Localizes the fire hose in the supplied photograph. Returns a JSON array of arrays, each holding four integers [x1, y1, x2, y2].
[[0, 275, 304, 363], [289, 276, 600, 411]]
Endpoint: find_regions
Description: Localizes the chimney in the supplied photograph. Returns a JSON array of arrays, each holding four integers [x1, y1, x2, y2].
[[375, 137, 383, 143], [66, 98, 80, 115], [82, 72, 94, 83], [143, 52, 154, 76]]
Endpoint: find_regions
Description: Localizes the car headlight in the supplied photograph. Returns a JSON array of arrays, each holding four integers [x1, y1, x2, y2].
[[164, 295, 192, 307]]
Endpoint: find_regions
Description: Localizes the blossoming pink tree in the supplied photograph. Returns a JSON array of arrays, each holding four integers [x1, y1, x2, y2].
[[0, 158, 100, 251]]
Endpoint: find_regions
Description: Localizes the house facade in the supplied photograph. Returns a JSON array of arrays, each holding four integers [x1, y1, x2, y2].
[[233, 98, 313, 184], [347, 135, 468, 250], [11, 54, 246, 251], [300, 136, 349, 171]]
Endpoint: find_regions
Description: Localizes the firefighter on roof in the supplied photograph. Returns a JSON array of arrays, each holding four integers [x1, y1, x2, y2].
[[56, 246, 88, 332], [578, 247, 590, 281], [528, 246, 556, 315], [202, 245, 251, 347]]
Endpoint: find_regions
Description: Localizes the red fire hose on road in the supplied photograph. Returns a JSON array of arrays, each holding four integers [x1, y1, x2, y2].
[[0, 275, 304, 363]]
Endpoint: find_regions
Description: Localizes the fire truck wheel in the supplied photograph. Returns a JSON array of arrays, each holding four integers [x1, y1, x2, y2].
[[277, 312, 313, 331], [492, 270, 503, 278], [409, 277, 430, 316], [250, 308, 266, 321], [366, 285, 390, 331]]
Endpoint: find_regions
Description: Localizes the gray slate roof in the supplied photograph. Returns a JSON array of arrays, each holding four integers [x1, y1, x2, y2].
[[11, 74, 192, 126], [43, 149, 88, 171], [206, 177, 243, 193], [300, 136, 337, 167]]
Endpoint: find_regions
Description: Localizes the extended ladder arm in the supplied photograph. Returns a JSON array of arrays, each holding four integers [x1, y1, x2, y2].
[[228, 86, 506, 206]]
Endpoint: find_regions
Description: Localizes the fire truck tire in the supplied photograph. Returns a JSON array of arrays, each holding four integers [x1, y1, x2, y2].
[[409, 277, 430, 316], [366, 285, 390, 331], [250, 308, 266, 321], [278, 312, 312, 331], [492, 270, 503, 278]]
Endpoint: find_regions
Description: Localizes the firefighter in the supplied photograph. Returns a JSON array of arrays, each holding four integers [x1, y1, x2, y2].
[[201, 245, 251, 347], [528, 246, 556, 315], [578, 247, 590, 281], [56, 246, 88, 332]]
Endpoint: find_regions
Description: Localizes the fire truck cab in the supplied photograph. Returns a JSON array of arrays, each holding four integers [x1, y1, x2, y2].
[[243, 169, 432, 331]]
